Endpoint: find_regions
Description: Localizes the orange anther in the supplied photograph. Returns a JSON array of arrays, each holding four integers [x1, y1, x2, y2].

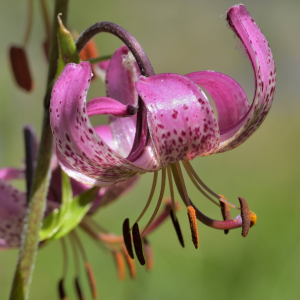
[[187, 206, 199, 249]]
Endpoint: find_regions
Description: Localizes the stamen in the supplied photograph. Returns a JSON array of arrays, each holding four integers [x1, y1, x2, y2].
[[170, 209, 185, 248], [219, 195, 231, 235], [58, 279, 68, 300], [170, 162, 190, 206], [141, 168, 166, 236], [132, 223, 145, 266], [167, 166, 178, 222], [60, 238, 68, 279], [143, 238, 154, 271], [72, 231, 98, 299], [69, 234, 80, 276], [121, 245, 136, 279], [85, 262, 98, 300], [142, 199, 173, 236], [23, 0, 33, 48], [132, 172, 158, 226], [74, 278, 85, 300], [182, 161, 220, 207], [238, 197, 251, 237], [113, 251, 126, 281], [188, 199, 244, 230], [183, 161, 239, 209], [187, 206, 199, 249], [39, 0, 51, 42], [122, 218, 134, 259]]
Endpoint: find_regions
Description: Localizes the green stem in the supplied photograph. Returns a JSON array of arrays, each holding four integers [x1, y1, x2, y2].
[[9, 1, 69, 299]]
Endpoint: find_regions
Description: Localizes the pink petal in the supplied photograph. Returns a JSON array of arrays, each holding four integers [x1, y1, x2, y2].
[[106, 45, 141, 157], [136, 73, 220, 166], [50, 62, 158, 187], [185, 71, 249, 131], [0, 167, 24, 181], [87, 97, 136, 118], [217, 5, 276, 152], [0, 179, 57, 249]]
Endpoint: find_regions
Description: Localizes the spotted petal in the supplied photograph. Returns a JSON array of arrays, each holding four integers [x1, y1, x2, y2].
[[216, 4, 275, 152], [0, 179, 57, 249], [49, 126, 140, 213], [50, 62, 159, 187], [136, 73, 220, 167]]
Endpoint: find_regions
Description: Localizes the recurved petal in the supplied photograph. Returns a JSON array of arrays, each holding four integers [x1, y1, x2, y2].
[[106, 45, 140, 157], [50, 62, 157, 187], [136, 73, 220, 167], [185, 71, 249, 131], [217, 4, 275, 152]]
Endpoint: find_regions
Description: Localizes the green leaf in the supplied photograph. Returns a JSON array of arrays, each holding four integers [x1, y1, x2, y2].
[[39, 170, 99, 241], [51, 186, 99, 239], [39, 170, 73, 240], [56, 14, 80, 77]]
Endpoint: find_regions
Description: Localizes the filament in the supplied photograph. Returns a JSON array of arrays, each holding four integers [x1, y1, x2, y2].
[[170, 162, 190, 206], [182, 161, 220, 207], [141, 168, 166, 236], [60, 238, 68, 278], [69, 233, 80, 276], [183, 161, 239, 209], [132, 172, 158, 228], [23, 0, 33, 48], [167, 166, 178, 221]]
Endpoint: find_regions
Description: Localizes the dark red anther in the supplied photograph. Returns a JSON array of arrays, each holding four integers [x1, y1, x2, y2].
[[238, 197, 251, 237], [122, 218, 134, 259], [219, 196, 231, 235], [74, 277, 85, 300], [58, 279, 68, 300], [170, 209, 185, 248], [9, 46, 34, 92], [132, 223, 145, 266]]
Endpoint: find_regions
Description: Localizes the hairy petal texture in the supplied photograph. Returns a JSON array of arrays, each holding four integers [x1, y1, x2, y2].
[[50, 62, 158, 187], [185, 71, 249, 131], [136, 74, 220, 167], [216, 4, 275, 152], [106, 45, 140, 157]]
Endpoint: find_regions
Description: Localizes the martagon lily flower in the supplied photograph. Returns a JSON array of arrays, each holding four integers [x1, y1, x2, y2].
[[50, 5, 275, 258]]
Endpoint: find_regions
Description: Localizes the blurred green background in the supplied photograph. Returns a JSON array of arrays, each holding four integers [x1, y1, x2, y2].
[[1, 0, 300, 299]]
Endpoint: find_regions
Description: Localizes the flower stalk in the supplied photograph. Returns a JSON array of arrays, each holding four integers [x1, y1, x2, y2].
[[9, 1, 69, 299]]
